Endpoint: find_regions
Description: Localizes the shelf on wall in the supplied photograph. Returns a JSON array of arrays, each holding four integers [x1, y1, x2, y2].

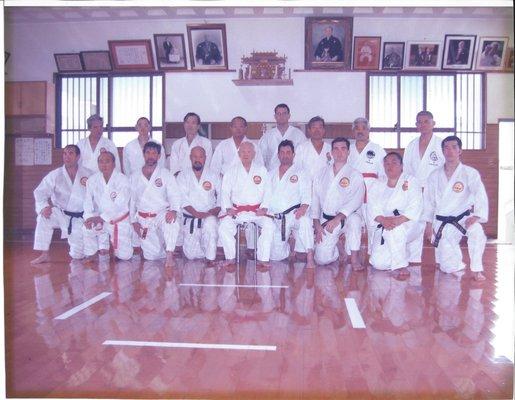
[[232, 79, 293, 86]]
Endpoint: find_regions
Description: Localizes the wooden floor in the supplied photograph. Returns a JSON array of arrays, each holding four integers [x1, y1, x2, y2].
[[4, 241, 514, 399]]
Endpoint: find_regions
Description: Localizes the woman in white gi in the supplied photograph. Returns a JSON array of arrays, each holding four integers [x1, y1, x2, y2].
[[367, 152, 423, 278], [83, 151, 133, 261], [422, 136, 488, 281]]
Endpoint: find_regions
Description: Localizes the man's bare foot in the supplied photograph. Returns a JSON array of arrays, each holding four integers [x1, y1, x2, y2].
[[351, 263, 365, 272], [31, 252, 50, 265], [257, 262, 270, 272], [99, 249, 109, 256], [83, 254, 97, 264], [206, 259, 217, 268], [224, 263, 237, 273], [473, 271, 486, 281], [394, 267, 410, 280]]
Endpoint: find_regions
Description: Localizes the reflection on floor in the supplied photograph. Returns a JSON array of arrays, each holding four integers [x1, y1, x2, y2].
[[4, 242, 514, 399]]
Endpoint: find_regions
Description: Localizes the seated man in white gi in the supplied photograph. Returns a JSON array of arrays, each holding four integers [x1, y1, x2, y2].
[[312, 137, 364, 268], [367, 152, 423, 278], [218, 141, 275, 268], [31, 144, 92, 264], [422, 136, 488, 281], [130, 142, 181, 266], [177, 146, 221, 262], [268, 139, 315, 268], [83, 151, 133, 261]]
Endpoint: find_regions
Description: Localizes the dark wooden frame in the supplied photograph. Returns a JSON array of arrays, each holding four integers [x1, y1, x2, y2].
[[108, 39, 155, 71], [475, 36, 509, 71], [54, 53, 83, 72], [80, 51, 112, 72], [382, 42, 405, 70], [305, 17, 353, 71], [187, 23, 228, 71], [441, 34, 476, 70], [353, 36, 381, 70], [153, 34, 188, 71]]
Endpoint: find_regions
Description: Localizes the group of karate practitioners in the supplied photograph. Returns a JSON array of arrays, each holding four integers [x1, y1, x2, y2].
[[31, 105, 488, 281]]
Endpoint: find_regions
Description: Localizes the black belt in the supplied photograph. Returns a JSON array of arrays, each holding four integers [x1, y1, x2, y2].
[[377, 209, 400, 245], [433, 209, 471, 247], [183, 213, 202, 234], [321, 212, 345, 229], [63, 210, 84, 235], [273, 204, 301, 241]]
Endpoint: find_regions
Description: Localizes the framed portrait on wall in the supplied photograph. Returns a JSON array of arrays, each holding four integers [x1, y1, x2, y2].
[[353, 36, 381, 70], [475, 36, 509, 71], [441, 35, 476, 70], [80, 51, 112, 72], [187, 24, 228, 71], [108, 39, 155, 71], [153, 34, 187, 71], [405, 41, 442, 70], [305, 17, 353, 70], [382, 42, 404, 70], [54, 53, 83, 72]]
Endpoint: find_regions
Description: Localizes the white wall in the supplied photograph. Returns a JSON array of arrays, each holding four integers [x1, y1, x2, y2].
[[5, 13, 514, 122]]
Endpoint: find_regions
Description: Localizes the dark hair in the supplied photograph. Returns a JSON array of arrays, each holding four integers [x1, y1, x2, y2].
[[307, 116, 325, 129], [143, 141, 161, 154], [441, 135, 462, 150], [384, 151, 403, 164], [98, 150, 115, 163], [331, 137, 350, 150], [136, 116, 151, 126], [87, 114, 103, 129], [183, 112, 201, 124], [274, 103, 290, 114], [416, 110, 434, 120], [64, 144, 80, 156], [231, 116, 248, 126], [278, 139, 294, 153]]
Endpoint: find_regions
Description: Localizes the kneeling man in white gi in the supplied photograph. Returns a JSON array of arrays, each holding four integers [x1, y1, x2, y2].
[[268, 140, 315, 268], [312, 137, 364, 268], [367, 152, 423, 278], [177, 146, 221, 262], [83, 151, 133, 261], [130, 142, 181, 266], [218, 142, 275, 267], [32, 145, 91, 264], [422, 136, 488, 281]]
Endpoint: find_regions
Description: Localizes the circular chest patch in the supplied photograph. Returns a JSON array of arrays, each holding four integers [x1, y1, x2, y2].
[[402, 180, 409, 191], [453, 181, 464, 193], [366, 150, 376, 159], [253, 175, 262, 185], [203, 180, 212, 191], [289, 174, 298, 183], [339, 177, 350, 188], [80, 176, 88, 186], [110, 191, 117, 200], [430, 151, 438, 162], [155, 178, 163, 187]]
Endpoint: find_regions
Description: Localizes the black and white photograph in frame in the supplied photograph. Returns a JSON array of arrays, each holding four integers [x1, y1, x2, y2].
[[153, 34, 187, 71], [382, 42, 404, 70], [475, 36, 509, 70], [187, 23, 228, 71], [442, 34, 476, 70]]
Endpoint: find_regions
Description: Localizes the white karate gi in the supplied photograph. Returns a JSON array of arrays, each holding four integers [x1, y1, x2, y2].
[[311, 163, 364, 265], [259, 125, 306, 171], [177, 167, 221, 261], [168, 135, 213, 176], [77, 136, 121, 173], [403, 135, 444, 262], [422, 163, 488, 273], [122, 138, 165, 176], [367, 174, 423, 271], [218, 161, 275, 262], [294, 139, 332, 183], [267, 164, 314, 261], [210, 136, 264, 177], [129, 166, 182, 260], [83, 170, 133, 260], [33, 166, 91, 259]]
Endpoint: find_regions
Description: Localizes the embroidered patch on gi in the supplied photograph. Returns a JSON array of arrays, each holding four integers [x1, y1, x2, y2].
[[80, 177, 88, 186], [253, 175, 262, 185], [366, 150, 376, 159], [100, 147, 107, 153], [402, 180, 409, 191], [290, 175, 298, 183], [339, 177, 350, 188], [155, 178, 163, 187], [430, 151, 438, 162], [453, 181, 464, 192], [203, 181, 212, 191], [110, 191, 117, 200]]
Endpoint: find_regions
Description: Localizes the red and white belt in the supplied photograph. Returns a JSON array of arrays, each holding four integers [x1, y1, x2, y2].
[[110, 212, 129, 249]]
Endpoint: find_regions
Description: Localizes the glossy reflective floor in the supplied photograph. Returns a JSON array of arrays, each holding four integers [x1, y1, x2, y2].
[[4, 242, 514, 399]]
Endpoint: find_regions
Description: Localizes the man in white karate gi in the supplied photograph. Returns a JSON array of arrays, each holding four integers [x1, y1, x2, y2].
[[218, 142, 275, 267], [83, 151, 133, 261], [312, 137, 365, 268], [259, 103, 306, 171], [31, 145, 91, 264], [403, 111, 444, 263], [168, 112, 212, 176], [210, 116, 263, 177], [130, 142, 181, 266], [122, 117, 165, 176], [77, 114, 121, 173], [294, 116, 332, 183], [422, 136, 488, 281], [367, 152, 423, 278], [177, 146, 221, 262], [268, 139, 315, 267]]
